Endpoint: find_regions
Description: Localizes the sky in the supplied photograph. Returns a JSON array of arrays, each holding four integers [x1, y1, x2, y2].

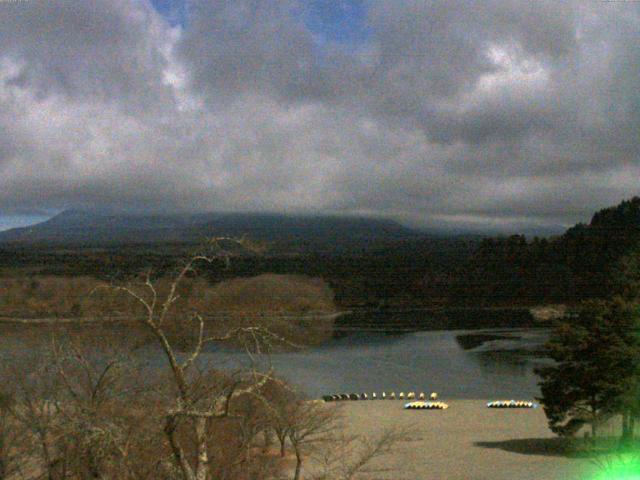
[[0, 0, 638, 234]]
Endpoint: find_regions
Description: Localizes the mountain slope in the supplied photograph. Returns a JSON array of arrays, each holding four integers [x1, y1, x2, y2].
[[0, 210, 423, 250]]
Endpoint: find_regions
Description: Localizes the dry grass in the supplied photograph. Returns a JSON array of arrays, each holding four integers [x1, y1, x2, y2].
[[0, 276, 101, 318], [196, 274, 338, 346], [201, 273, 335, 314], [0, 273, 335, 318], [0, 273, 338, 346]]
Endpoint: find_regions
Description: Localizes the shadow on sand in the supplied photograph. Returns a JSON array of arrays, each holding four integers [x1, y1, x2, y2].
[[474, 438, 598, 458]]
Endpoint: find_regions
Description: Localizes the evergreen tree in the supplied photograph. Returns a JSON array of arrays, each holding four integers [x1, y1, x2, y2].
[[536, 299, 640, 439], [610, 244, 640, 302], [609, 248, 640, 444]]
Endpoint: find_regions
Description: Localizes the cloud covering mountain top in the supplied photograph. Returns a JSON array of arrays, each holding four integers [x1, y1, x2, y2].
[[0, 0, 638, 233]]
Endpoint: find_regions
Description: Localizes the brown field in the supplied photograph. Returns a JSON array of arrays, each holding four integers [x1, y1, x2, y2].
[[0, 273, 338, 347], [335, 400, 601, 480], [0, 273, 336, 318]]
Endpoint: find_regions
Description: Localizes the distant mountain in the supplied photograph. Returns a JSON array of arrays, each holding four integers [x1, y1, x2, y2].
[[0, 210, 424, 250]]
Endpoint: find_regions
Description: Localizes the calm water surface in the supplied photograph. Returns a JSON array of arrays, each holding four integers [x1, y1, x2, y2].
[[0, 325, 550, 399], [201, 328, 551, 399]]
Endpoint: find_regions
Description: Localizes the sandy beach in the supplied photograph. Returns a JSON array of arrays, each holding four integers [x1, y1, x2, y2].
[[333, 400, 600, 480]]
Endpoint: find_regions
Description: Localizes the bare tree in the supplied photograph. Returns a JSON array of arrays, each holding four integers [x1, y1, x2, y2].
[[286, 401, 341, 480], [7, 353, 66, 480], [310, 426, 413, 480], [0, 390, 22, 480], [46, 334, 151, 479], [262, 394, 410, 480], [259, 379, 298, 458], [1, 238, 410, 480], [2, 329, 159, 480], [100, 239, 289, 480]]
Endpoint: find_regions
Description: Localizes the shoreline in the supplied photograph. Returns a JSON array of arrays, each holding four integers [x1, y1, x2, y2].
[[332, 306, 547, 335], [0, 310, 348, 324]]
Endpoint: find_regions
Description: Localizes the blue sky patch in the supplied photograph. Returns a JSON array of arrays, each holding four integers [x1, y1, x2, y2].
[[149, 1, 371, 45], [0, 214, 53, 232], [302, 0, 370, 46], [151, 0, 187, 27]]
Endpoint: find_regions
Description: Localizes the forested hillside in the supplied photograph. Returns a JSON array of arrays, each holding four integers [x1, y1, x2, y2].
[[0, 238, 478, 310], [2, 198, 639, 311], [451, 197, 640, 306]]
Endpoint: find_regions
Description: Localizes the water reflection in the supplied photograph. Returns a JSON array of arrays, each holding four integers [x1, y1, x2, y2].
[[195, 328, 550, 399], [0, 325, 550, 400]]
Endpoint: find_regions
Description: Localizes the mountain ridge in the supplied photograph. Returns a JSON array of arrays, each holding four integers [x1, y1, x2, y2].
[[0, 209, 424, 249]]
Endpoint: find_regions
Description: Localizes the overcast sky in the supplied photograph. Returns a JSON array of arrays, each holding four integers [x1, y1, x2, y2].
[[0, 0, 638, 233]]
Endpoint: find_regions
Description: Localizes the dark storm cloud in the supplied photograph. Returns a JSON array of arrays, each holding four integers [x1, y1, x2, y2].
[[0, 0, 638, 232]]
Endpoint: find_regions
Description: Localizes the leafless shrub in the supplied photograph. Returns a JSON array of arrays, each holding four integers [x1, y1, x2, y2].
[[0, 389, 24, 479], [0, 240, 405, 480], [309, 425, 414, 480], [95, 239, 298, 480]]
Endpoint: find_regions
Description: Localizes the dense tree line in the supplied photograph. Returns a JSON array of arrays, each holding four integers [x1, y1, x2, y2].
[[3, 196, 640, 312], [536, 233, 640, 446], [0, 238, 477, 310], [449, 235, 570, 305], [536, 299, 640, 441], [451, 197, 640, 306]]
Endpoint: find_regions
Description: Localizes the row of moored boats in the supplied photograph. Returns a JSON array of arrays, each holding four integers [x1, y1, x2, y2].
[[486, 400, 537, 408], [322, 393, 538, 410], [322, 391, 438, 402], [404, 401, 449, 410]]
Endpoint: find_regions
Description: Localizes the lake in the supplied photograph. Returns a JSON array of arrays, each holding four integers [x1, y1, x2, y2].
[[0, 323, 551, 400], [200, 327, 551, 399]]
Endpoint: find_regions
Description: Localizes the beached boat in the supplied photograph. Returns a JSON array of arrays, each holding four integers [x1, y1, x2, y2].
[[486, 400, 537, 408], [404, 401, 449, 410]]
